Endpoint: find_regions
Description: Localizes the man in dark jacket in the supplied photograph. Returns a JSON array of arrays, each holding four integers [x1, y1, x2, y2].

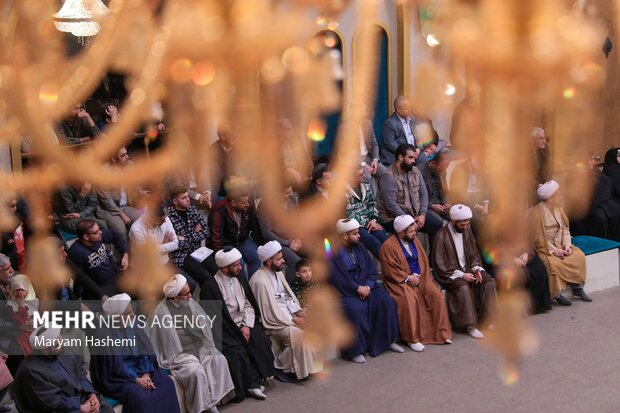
[[67, 219, 128, 299], [53, 183, 107, 234], [380, 96, 438, 166], [12, 327, 113, 413], [200, 248, 275, 401], [209, 182, 262, 279]]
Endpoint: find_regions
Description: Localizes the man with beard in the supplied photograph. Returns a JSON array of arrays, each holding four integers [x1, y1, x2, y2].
[[146, 274, 235, 413], [379, 215, 452, 351], [432, 205, 497, 339], [209, 181, 263, 279], [90, 294, 181, 413], [12, 327, 113, 413], [200, 248, 274, 401], [250, 241, 322, 381], [377, 143, 442, 244], [329, 219, 403, 363]]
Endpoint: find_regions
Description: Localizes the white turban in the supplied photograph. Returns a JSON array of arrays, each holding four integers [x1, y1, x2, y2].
[[537, 180, 560, 200], [450, 204, 473, 221], [29, 327, 62, 350], [163, 274, 187, 298], [336, 218, 360, 234], [102, 293, 131, 315], [257, 241, 282, 262], [394, 215, 415, 233], [215, 248, 242, 268]]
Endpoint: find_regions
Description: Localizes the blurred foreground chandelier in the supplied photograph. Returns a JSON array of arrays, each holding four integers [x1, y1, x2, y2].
[[0, 0, 613, 383], [53, 0, 109, 38]]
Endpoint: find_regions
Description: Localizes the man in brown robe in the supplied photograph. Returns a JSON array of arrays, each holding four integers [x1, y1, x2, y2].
[[432, 204, 497, 339], [379, 215, 452, 351], [528, 180, 591, 305]]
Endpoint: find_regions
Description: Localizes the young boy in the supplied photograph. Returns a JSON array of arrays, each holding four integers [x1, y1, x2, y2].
[[291, 259, 316, 308]]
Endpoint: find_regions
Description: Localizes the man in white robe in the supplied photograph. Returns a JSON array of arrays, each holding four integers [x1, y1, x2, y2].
[[249, 241, 322, 381], [146, 274, 234, 413]]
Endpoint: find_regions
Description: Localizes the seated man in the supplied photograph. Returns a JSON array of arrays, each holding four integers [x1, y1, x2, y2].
[[277, 118, 311, 185], [209, 181, 262, 278], [200, 249, 275, 402], [56, 103, 101, 145], [345, 166, 388, 259], [414, 142, 438, 167], [432, 205, 497, 339], [417, 150, 451, 222], [528, 180, 591, 305], [257, 183, 303, 283], [377, 143, 442, 244], [68, 219, 129, 299], [129, 204, 178, 266], [12, 327, 113, 413], [448, 156, 491, 226], [53, 183, 107, 234], [380, 96, 420, 165], [167, 185, 217, 286], [300, 163, 332, 201], [210, 122, 237, 198], [250, 241, 322, 381], [147, 274, 235, 413], [379, 215, 452, 351], [105, 146, 147, 222], [330, 219, 403, 363], [50, 237, 107, 301], [90, 294, 181, 413], [340, 102, 386, 179]]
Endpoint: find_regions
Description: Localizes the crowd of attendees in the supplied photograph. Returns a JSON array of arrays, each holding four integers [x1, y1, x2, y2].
[[1, 96, 619, 412]]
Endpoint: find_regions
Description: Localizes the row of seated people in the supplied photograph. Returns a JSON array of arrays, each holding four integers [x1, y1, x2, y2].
[[0, 173, 595, 410], [0, 181, 593, 412]]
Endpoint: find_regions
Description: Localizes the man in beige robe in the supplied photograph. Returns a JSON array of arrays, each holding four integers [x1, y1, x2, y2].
[[432, 204, 497, 339], [146, 274, 234, 413], [379, 215, 452, 351], [528, 180, 591, 304], [249, 241, 322, 381]]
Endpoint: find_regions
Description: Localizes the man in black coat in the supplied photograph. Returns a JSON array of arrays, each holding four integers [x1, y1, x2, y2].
[[12, 327, 113, 413], [200, 248, 275, 402]]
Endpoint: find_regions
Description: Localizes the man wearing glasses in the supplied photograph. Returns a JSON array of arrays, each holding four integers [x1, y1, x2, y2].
[[67, 219, 129, 299]]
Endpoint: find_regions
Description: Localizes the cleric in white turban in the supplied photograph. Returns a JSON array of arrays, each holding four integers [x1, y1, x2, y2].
[[393, 215, 415, 233], [432, 203, 497, 339], [200, 248, 275, 401], [336, 218, 360, 234], [102, 293, 132, 316], [147, 272, 234, 412], [529, 178, 590, 304], [215, 248, 243, 268], [92, 295, 184, 412], [250, 240, 322, 380], [162, 274, 187, 298], [449, 204, 473, 221], [257, 241, 282, 263], [29, 326, 62, 351], [537, 180, 560, 200]]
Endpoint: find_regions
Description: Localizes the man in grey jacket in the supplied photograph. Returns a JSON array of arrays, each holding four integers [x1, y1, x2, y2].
[[377, 143, 443, 245]]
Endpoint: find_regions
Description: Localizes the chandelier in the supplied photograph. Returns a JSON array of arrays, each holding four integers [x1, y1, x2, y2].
[[53, 0, 109, 38]]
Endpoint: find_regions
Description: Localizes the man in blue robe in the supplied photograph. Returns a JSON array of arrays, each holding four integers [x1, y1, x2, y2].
[[89, 294, 181, 413], [329, 219, 404, 363]]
